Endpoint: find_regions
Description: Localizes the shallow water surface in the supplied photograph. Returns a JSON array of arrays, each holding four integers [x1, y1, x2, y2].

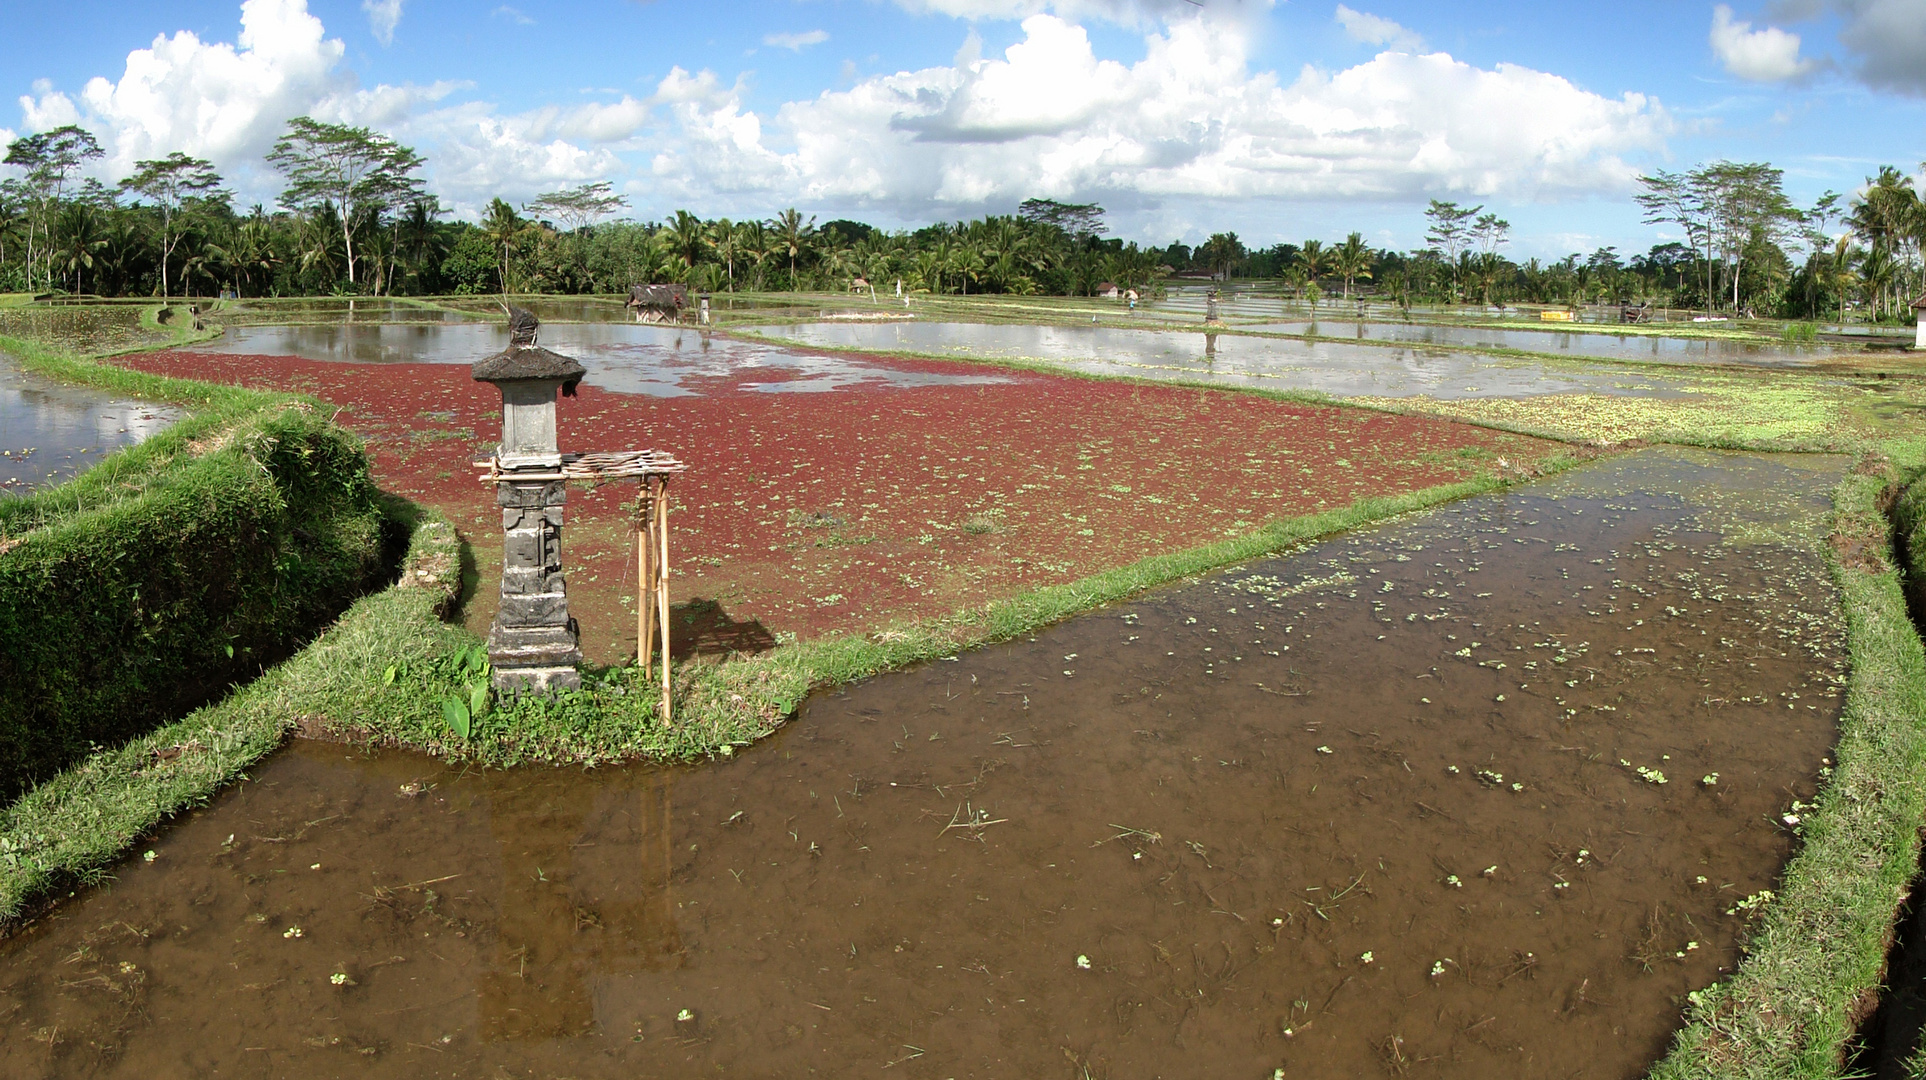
[[197, 323, 1014, 396], [1239, 320, 1844, 366], [764, 321, 1702, 399], [0, 357, 178, 493], [0, 448, 1845, 1078]]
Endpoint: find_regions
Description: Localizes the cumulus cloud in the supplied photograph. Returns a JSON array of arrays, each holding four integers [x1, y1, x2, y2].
[[13, 0, 1672, 227], [1710, 5, 1815, 81], [363, 0, 405, 46], [9, 0, 639, 215], [764, 30, 830, 50], [18, 0, 348, 178], [646, 14, 1669, 213], [886, 0, 1259, 29], [1335, 5, 1424, 52]]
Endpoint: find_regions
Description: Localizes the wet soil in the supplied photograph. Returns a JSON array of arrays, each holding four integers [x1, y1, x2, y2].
[[0, 447, 1845, 1078], [761, 321, 1706, 400], [0, 356, 179, 494]]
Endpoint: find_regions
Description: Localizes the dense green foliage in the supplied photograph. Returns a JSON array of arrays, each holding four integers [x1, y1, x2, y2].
[[4, 118, 1920, 317], [0, 394, 388, 801]]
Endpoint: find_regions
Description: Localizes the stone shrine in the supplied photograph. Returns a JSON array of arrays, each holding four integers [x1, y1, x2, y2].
[[473, 309, 586, 693]]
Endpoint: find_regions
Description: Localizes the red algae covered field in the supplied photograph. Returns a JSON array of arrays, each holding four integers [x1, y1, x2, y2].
[[121, 340, 1560, 659]]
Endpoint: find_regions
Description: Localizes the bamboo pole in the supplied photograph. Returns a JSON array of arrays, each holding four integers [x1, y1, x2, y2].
[[636, 490, 654, 674], [657, 479, 672, 725]]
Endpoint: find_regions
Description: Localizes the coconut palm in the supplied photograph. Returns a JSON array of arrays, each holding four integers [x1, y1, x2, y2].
[[769, 208, 815, 289], [1297, 240, 1329, 308], [1333, 232, 1373, 300], [53, 202, 107, 293]]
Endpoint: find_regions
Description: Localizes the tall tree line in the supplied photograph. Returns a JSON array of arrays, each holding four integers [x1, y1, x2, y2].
[[3, 118, 1921, 321]]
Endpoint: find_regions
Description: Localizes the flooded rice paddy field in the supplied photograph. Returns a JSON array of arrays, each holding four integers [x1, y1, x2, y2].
[[213, 299, 478, 326], [0, 357, 178, 494], [0, 305, 175, 357], [199, 322, 1016, 396], [1234, 321, 1845, 366], [762, 321, 1704, 400], [0, 447, 1848, 1078]]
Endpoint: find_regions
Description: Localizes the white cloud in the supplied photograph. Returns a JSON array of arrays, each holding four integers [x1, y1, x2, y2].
[[764, 30, 830, 51], [20, 0, 349, 179], [13, 0, 1672, 231], [645, 14, 1669, 214], [886, 0, 1255, 29], [1335, 5, 1424, 52], [1710, 5, 1815, 81], [492, 5, 534, 24], [363, 0, 405, 46]]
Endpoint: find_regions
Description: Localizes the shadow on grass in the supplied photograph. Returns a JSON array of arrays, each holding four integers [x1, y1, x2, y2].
[[669, 597, 776, 660]]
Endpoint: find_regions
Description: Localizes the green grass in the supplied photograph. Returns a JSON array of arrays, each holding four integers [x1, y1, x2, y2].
[[1650, 440, 1926, 1078], [0, 505, 460, 926]]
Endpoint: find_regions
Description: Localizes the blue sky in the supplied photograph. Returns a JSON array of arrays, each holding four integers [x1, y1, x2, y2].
[[7, 0, 1923, 259]]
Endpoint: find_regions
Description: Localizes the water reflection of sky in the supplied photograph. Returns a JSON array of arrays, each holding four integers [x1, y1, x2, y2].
[[0, 357, 179, 494], [761, 320, 1704, 400], [1235, 320, 1840, 366], [196, 323, 1014, 397]]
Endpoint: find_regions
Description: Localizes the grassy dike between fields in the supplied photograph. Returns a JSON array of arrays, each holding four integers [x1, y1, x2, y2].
[[1650, 440, 1926, 1079], [0, 319, 393, 925], [0, 432, 1588, 928]]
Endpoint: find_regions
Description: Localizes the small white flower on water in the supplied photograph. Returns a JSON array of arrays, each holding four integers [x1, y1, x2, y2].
[[1782, 812, 1801, 826], [1420, 697, 1431, 704], [1132, 852, 1142, 861], [1577, 849, 1589, 859], [1429, 960, 1447, 978], [1282, 1027, 1295, 1038], [1446, 765, 1460, 774], [1271, 917, 1284, 927], [1686, 941, 1700, 950], [1359, 951, 1374, 964], [330, 972, 349, 985], [1076, 954, 1092, 970], [676, 1008, 694, 1023], [1482, 866, 1497, 877], [1275, 1070, 1287, 1080], [1444, 875, 1462, 888], [283, 926, 303, 939], [1554, 882, 1570, 890], [1510, 783, 1524, 792], [1701, 773, 1719, 786], [310, 863, 321, 870], [1315, 746, 1333, 755], [142, 850, 157, 863], [1495, 694, 1506, 701], [1695, 875, 1709, 885]]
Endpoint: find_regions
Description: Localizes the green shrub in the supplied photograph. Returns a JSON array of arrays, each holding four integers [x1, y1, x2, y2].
[[0, 403, 386, 800]]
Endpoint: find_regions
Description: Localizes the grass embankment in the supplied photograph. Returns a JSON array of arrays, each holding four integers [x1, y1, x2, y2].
[[0, 507, 460, 926], [1651, 441, 1926, 1078], [317, 461, 1576, 769]]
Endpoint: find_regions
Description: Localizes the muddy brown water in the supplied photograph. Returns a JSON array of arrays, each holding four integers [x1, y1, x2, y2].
[[0, 448, 1847, 1078]]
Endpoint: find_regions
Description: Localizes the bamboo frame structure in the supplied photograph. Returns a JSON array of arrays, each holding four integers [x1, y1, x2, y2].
[[477, 449, 686, 723]]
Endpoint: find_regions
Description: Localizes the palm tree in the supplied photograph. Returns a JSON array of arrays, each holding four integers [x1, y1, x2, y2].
[[1827, 235, 1860, 325], [706, 217, 739, 291], [53, 202, 107, 294], [1333, 232, 1373, 301], [1297, 240, 1329, 309], [482, 197, 524, 294], [769, 207, 815, 289]]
